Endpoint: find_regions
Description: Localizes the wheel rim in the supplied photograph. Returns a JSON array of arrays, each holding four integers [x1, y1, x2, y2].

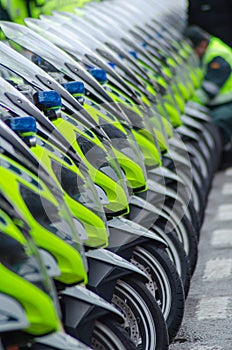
[[161, 234, 182, 276], [131, 247, 172, 321], [152, 226, 182, 274], [168, 210, 190, 255], [91, 321, 125, 350], [112, 280, 157, 350]]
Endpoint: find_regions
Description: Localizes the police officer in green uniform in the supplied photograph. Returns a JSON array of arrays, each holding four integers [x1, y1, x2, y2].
[[185, 25, 232, 170]]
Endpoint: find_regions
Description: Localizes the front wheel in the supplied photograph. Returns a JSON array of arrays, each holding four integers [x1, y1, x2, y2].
[[131, 245, 185, 343], [151, 225, 191, 297], [112, 275, 169, 350], [91, 318, 137, 350]]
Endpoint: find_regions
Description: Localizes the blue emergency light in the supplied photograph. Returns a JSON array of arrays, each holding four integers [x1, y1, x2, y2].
[[8, 116, 37, 135], [88, 67, 107, 84], [62, 81, 85, 96], [34, 90, 62, 110]]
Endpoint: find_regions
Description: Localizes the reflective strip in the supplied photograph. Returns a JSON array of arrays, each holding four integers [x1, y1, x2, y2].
[[202, 80, 219, 96], [208, 91, 232, 106]]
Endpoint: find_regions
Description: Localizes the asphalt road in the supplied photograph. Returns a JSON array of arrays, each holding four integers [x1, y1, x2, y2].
[[169, 167, 232, 350]]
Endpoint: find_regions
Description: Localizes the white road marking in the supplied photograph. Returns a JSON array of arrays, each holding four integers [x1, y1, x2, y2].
[[217, 205, 232, 221], [225, 168, 232, 176], [203, 259, 232, 281], [222, 183, 232, 195], [211, 229, 232, 247], [196, 296, 230, 320], [190, 346, 222, 350]]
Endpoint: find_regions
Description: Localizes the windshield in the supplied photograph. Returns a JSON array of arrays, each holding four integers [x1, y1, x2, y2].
[[59, 110, 128, 195], [97, 117, 147, 175], [19, 185, 76, 246], [0, 151, 84, 253], [35, 135, 107, 223], [51, 159, 107, 220], [0, 41, 45, 89], [0, 22, 113, 106], [77, 133, 128, 193]]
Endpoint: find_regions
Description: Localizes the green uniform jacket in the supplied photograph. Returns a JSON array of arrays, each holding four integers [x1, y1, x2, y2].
[[193, 36, 232, 107]]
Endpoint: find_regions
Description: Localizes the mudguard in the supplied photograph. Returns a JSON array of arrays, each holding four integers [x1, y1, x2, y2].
[[128, 195, 170, 226], [85, 248, 148, 301], [107, 216, 167, 259], [138, 178, 185, 207], [181, 114, 209, 132], [175, 125, 199, 143], [0, 294, 33, 348], [0, 294, 29, 332], [38, 249, 61, 279], [185, 105, 211, 123], [148, 166, 186, 185], [33, 332, 92, 350], [166, 146, 195, 168], [60, 285, 124, 344], [181, 114, 215, 151], [128, 195, 182, 235]]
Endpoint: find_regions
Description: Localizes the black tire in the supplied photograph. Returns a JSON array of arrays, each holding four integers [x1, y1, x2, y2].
[[187, 141, 214, 192], [152, 173, 201, 234], [164, 154, 206, 220], [201, 120, 222, 170], [172, 216, 198, 275], [166, 207, 198, 274], [91, 318, 137, 350], [166, 196, 201, 239], [185, 199, 201, 238], [151, 226, 192, 297], [112, 274, 169, 350], [131, 245, 185, 342], [187, 140, 213, 187], [158, 209, 198, 275]]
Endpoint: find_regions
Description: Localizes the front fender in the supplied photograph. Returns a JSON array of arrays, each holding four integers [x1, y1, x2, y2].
[[60, 285, 124, 345], [86, 248, 148, 300]]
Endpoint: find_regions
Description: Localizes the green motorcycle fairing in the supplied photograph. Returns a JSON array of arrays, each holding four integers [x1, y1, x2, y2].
[[0, 79, 109, 249], [51, 111, 130, 216], [82, 99, 148, 192], [30, 134, 109, 248], [0, 209, 60, 336], [0, 153, 88, 286]]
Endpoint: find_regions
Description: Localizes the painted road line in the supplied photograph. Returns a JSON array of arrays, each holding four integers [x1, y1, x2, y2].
[[190, 346, 222, 350], [217, 205, 232, 221], [196, 296, 230, 320], [203, 258, 232, 281], [225, 168, 232, 176], [211, 230, 232, 247], [222, 183, 232, 195]]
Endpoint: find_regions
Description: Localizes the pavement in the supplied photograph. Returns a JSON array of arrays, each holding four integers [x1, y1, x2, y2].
[[169, 167, 232, 350]]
